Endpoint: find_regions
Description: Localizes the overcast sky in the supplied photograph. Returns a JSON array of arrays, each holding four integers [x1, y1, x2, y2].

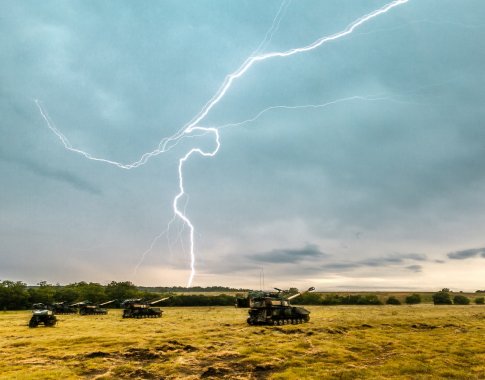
[[1, 0, 485, 291]]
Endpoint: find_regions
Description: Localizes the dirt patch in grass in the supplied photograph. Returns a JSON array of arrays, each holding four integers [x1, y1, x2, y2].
[[85, 351, 111, 358], [123, 347, 161, 361]]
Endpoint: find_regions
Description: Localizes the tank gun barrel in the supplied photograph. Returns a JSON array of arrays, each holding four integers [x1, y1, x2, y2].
[[287, 287, 315, 301], [149, 297, 170, 305], [99, 300, 116, 307]]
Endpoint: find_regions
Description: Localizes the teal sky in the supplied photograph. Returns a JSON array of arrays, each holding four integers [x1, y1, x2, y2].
[[1, 0, 485, 290]]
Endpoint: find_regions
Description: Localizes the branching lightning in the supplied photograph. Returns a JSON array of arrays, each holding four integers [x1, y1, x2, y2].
[[36, 0, 409, 286]]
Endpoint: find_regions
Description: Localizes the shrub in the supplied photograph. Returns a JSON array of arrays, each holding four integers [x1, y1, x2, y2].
[[318, 294, 382, 305], [386, 296, 401, 305], [432, 290, 452, 305], [474, 297, 484, 305], [453, 295, 470, 305], [405, 293, 422, 305]]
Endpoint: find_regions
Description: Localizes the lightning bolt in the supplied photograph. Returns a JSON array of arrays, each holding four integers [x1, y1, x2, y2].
[[36, 0, 409, 286]]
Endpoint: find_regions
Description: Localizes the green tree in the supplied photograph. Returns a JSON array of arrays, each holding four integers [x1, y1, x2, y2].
[[28, 281, 56, 305], [453, 295, 470, 305], [386, 296, 401, 305], [0, 281, 30, 310], [475, 297, 484, 305], [105, 281, 140, 301], [73, 282, 106, 303], [432, 290, 452, 305], [405, 293, 422, 305], [54, 285, 79, 303]]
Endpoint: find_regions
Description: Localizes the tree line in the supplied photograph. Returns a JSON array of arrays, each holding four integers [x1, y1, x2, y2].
[[0, 280, 243, 310], [1, 280, 483, 310], [291, 289, 484, 306]]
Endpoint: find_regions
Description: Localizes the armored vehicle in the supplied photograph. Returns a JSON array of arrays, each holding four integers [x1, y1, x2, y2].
[[51, 301, 77, 314], [29, 303, 57, 328], [238, 287, 315, 325], [72, 300, 115, 315], [121, 297, 169, 318]]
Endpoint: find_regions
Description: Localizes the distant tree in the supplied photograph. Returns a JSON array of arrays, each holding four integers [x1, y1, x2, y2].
[[359, 295, 383, 305], [53, 285, 79, 303], [432, 290, 452, 305], [321, 294, 341, 305], [73, 282, 106, 303], [475, 297, 484, 305], [28, 281, 56, 305], [291, 292, 322, 305], [336, 294, 382, 305], [405, 293, 422, 305], [386, 296, 401, 305], [106, 281, 140, 302], [453, 295, 470, 305], [0, 281, 30, 310]]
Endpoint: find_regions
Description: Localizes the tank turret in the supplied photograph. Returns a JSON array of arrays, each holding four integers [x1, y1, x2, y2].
[[121, 297, 170, 318], [240, 287, 315, 326], [51, 301, 78, 314]]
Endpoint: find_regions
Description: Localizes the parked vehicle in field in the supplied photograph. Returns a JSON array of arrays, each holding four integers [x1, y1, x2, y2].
[[29, 303, 57, 328], [237, 287, 315, 325], [121, 297, 170, 318], [51, 301, 77, 314], [71, 300, 115, 315]]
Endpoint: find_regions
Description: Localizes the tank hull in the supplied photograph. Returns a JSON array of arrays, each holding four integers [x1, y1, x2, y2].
[[122, 307, 163, 318], [247, 306, 310, 325], [79, 307, 108, 315]]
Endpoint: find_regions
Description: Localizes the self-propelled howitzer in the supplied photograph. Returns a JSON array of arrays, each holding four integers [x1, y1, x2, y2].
[[73, 300, 115, 315], [239, 287, 315, 325], [51, 301, 77, 314], [121, 297, 170, 318]]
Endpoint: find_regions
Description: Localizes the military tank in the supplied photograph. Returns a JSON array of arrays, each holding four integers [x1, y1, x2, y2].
[[73, 300, 115, 315], [29, 303, 57, 328], [51, 301, 77, 314], [238, 287, 315, 325], [121, 297, 169, 318]]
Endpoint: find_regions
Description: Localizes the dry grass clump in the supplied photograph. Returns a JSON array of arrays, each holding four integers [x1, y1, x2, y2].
[[0, 305, 484, 379]]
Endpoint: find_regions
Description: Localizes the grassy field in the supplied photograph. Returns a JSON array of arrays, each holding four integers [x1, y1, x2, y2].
[[1, 305, 484, 379]]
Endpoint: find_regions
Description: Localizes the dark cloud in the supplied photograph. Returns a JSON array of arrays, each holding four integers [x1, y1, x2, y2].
[[323, 253, 427, 272], [0, 153, 101, 195], [1, 1, 485, 289], [249, 244, 327, 264], [405, 265, 422, 273], [447, 248, 485, 260]]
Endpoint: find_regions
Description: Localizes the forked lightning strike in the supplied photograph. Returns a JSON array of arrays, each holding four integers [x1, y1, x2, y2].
[[36, 0, 409, 286]]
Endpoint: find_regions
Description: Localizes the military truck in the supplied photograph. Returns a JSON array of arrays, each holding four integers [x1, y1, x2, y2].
[[121, 297, 169, 318], [72, 300, 115, 315], [29, 303, 57, 328], [237, 287, 315, 325]]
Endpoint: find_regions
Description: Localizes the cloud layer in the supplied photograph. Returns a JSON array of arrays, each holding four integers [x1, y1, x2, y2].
[[1, 1, 485, 289]]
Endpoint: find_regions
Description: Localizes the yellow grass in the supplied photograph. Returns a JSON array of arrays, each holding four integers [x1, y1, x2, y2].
[[1, 305, 484, 379]]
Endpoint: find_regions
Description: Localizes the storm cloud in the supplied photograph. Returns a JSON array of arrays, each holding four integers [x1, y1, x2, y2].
[[323, 253, 427, 272], [1, 1, 485, 289], [0, 153, 101, 195], [249, 244, 327, 264], [447, 248, 485, 260]]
